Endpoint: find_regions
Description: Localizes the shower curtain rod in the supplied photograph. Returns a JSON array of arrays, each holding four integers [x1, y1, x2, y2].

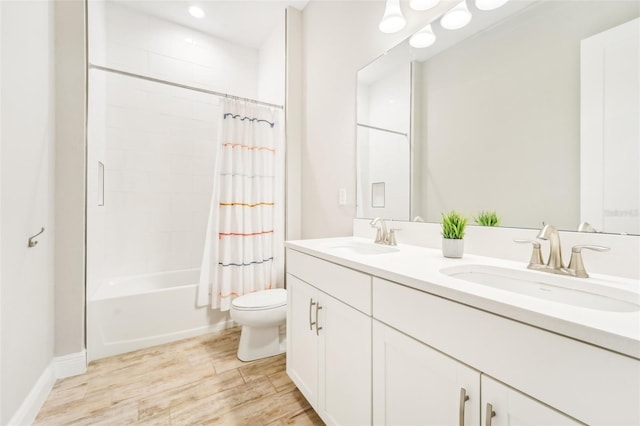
[[357, 123, 408, 137], [89, 64, 285, 110]]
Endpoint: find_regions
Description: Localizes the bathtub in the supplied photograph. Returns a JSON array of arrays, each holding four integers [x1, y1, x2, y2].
[[87, 269, 233, 361]]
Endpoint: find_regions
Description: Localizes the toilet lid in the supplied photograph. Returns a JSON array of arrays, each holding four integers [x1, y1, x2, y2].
[[232, 288, 287, 311]]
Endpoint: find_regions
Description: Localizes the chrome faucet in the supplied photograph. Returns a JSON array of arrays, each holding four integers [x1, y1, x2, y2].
[[369, 217, 399, 246], [515, 224, 610, 278]]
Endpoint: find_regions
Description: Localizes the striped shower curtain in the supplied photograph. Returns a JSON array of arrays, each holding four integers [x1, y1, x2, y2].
[[197, 98, 285, 310]]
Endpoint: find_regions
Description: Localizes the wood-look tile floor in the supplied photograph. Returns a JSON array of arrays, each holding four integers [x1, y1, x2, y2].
[[34, 328, 324, 426]]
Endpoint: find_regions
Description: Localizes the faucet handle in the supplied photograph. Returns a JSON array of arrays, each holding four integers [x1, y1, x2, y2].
[[388, 228, 401, 246], [514, 239, 544, 268], [567, 245, 610, 278]]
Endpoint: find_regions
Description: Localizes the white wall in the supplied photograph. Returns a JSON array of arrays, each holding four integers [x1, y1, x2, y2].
[[286, 7, 303, 241], [301, 1, 447, 238], [1, 0, 56, 423], [54, 0, 86, 359], [258, 14, 286, 106]]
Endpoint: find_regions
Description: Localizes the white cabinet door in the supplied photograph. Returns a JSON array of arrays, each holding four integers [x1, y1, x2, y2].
[[481, 375, 582, 426], [372, 320, 480, 426], [286, 274, 319, 407], [287, 272, 372, 425], [319, 292, 372, 426]]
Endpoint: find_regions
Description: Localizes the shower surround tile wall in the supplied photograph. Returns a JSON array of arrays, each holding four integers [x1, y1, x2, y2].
[[89, 0, 259, 98], [94, 71, 219, 278], [86, 1, 283, 296]]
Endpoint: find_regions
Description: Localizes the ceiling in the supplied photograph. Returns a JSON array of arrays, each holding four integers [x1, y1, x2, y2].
[[113, 0, 310, 49]]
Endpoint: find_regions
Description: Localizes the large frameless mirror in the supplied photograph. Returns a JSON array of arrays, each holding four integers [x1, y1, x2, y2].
[[356, 0, 639, 235]]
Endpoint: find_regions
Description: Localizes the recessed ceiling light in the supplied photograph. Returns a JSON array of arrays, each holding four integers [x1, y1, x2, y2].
[[188, 6, 205, 19]]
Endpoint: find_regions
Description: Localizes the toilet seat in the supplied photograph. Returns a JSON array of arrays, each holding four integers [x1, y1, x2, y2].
[[232, 288, 287, 311]]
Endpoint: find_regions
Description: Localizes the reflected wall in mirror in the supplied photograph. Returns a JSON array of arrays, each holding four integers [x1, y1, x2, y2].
[[356, 0, 640, 235], [357, 60, 411, 220]]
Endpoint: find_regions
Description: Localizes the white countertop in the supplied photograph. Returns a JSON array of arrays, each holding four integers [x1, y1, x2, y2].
[[285, 236, 640, 360]]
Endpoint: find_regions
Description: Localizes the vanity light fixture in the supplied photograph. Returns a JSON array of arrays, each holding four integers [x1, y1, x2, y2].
[[379, 0, 407, 34], [475, 0, 509, 11], [410, 0, 441, 11], [188, 5, 205, 19], [440, 0, 472, 30], [409, 23, 436, 48]]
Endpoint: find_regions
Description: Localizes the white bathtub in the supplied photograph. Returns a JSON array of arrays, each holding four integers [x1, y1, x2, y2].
[[87, 269, 233, 361]]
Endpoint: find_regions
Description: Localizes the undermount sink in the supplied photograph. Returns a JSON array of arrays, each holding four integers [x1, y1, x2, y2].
[[327, 240, 399, 255], [440, 264, 640, 313]]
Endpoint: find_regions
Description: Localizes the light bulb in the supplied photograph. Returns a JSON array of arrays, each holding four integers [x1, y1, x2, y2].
[[440, 0, 472, 30], [188, 6, 205, 19], [409, 24, 436, 48], [475, 0, 509, 11], [409, 0, 441, 11], [379, 0, 406, 34]]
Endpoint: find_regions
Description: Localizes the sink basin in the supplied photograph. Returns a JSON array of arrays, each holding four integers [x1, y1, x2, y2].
[[327, 241, 399, 255], [440, 264, 640, 312]]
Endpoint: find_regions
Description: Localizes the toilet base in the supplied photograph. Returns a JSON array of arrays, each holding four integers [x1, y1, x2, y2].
[[237, 325, 285, 362]]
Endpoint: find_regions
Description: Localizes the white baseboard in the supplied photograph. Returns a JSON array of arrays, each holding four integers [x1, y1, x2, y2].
[[8, 364, 55, 426], [53, 350, 87, 379], [8, 350, 87, 426]]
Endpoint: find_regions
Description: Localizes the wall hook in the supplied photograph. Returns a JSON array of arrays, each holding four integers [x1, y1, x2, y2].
[[28, 227, 45, 248]]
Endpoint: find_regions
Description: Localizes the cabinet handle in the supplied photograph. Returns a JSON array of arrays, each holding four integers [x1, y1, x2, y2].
[[315, 303, 323, 335], [459, 388, 470, 426], [309, 298, 316, 331], [485, 403, 496, 426]]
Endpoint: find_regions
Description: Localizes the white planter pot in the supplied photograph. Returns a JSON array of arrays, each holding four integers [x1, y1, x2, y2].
[[442, 238, 464, 258]]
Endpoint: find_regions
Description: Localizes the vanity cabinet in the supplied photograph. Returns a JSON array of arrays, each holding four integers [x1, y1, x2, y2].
[[285, 245, 640, 426], [286, 250, 372, 426], [372, 276, 639, 425], [372, 320, 481, 425], [481, 375, 581, 426], [372, 320, 580, 426]]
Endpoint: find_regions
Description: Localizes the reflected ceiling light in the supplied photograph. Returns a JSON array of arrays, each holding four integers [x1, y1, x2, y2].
[[410, 0, 440, 11], [409, 24, 436, 48], [475, 0, 509, 11], [440, 0, 472, 30], [188, 6, 205, 19], [379, 0, 406, 34]]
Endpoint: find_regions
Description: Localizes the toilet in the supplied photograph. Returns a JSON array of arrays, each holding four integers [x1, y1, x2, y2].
[[229, 288, 287, 361]]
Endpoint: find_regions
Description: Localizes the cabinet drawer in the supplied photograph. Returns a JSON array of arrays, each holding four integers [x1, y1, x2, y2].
[[286, 249, 372, 315], [373, 277, 640, 425]]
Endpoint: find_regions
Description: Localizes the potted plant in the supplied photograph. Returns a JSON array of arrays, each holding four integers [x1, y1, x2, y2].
[[474, 210, 500, 227], [441, 210, 467, 258]]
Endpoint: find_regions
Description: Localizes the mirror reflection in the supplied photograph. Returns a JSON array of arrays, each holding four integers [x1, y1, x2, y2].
[[356, 0, 639, 235]]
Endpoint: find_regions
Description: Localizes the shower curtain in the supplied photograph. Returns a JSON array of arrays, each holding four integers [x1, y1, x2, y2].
[[197, 98, 285, 310]]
